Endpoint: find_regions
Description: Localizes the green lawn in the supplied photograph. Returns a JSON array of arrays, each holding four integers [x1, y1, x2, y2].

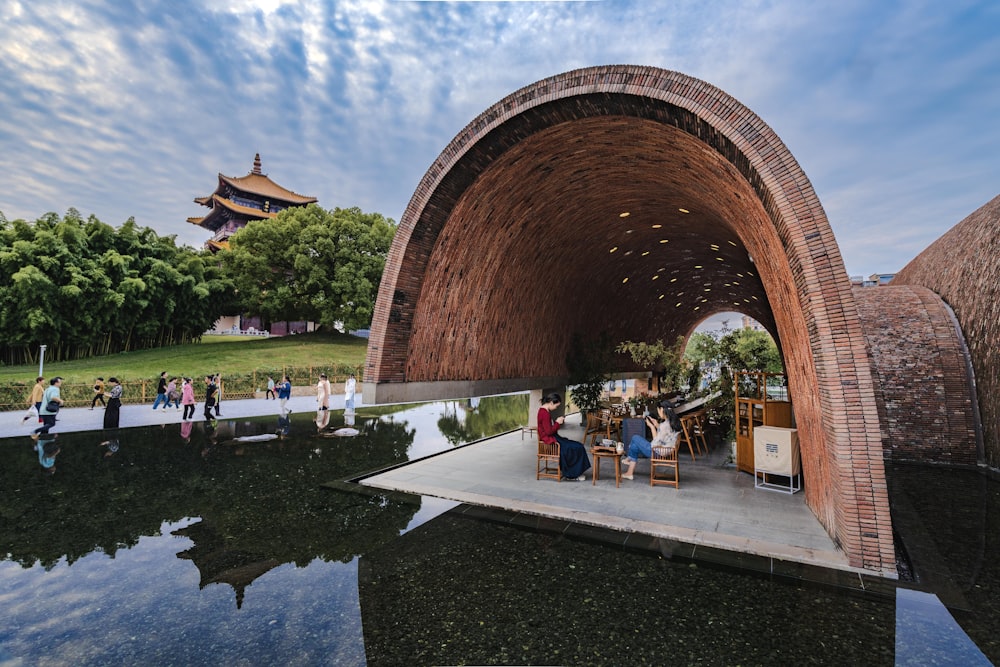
[[0, 332, 368, 385]]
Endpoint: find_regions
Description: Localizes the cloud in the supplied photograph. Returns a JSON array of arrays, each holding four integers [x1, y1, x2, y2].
[[0, 0, 997, 265]]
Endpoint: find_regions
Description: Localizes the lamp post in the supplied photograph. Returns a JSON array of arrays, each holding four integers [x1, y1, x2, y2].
[[39, 345, 47, 377]]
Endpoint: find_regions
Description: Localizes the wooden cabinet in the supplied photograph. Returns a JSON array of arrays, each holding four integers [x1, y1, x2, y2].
[[734, 371, 793, 474]]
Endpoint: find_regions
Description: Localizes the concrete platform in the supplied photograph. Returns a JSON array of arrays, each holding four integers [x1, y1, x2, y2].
[[361, 418, 865, 578]]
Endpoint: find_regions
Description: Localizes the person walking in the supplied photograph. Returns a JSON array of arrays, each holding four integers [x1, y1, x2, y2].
[[265, 376, 276, 400], [316, 373, 331, 411], [203, 375, 218, 423], [90, 377, 106, 410], [34, 377, 64, 436], [151, 372, 168, 410], [104, 377, 123, 429], [277, 375, 292, 417], [165, 377, 181, 410], [22, 376, 45, 424], [344, 373, 357, 410], [211, 373, 223, 416], [181, 378, 196, 421]]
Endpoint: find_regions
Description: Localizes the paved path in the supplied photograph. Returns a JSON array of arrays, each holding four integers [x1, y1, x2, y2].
[[3, 394, 345, 437]]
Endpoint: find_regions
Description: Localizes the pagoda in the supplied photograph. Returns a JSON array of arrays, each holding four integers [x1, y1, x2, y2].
[[187, 153, 317, 251]]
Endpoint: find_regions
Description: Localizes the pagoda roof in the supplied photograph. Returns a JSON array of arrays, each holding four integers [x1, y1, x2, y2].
[[196, 154, 317, 206], [188, 194, 277, 231]]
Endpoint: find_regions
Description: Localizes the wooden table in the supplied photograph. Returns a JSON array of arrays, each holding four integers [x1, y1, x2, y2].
[[591, 446, 622, 487]]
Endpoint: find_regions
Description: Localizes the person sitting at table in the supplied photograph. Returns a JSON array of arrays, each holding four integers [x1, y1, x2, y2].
[[537, 392, 591, 481], [621, 398, 681, 480]]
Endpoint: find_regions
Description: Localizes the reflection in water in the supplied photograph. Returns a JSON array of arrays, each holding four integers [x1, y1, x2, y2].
[[0, 395, 998, 665]]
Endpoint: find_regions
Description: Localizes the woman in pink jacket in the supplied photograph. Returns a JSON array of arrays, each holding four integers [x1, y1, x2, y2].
[[181, 378, 197, 421]]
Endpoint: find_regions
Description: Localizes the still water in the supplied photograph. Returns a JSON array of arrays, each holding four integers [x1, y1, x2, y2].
[[1, 395, 997, 665]]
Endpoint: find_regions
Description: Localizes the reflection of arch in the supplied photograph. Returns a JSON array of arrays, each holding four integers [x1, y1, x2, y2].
[[365, 65, 893, 573]]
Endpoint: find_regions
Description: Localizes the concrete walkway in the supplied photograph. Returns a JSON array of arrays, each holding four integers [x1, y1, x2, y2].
[[361, 419, 875, 581], [3, 394, 340, 437]]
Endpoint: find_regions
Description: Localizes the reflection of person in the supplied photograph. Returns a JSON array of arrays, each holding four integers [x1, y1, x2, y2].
[[277, 375, 292, 417], [537, 392, 591, 481], [621, 399, 681, 480], [34, 377, 63, 435], [90, 377, 106, 409], [180, 419, 193, 443], [99, 438, 120, 458], [344, 374, 356, 409], [276, 414, 291, 437], [22, 376, 45, 424], [315, 407, 331, 431], [181, 378, 196, 420], [317, 374, 331, 410], [104, 377, 123, 429], [35, 434, 60, 474]]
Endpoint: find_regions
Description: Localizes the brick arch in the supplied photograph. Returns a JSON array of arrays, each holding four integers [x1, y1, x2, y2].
[[365, 65, 894, 574]]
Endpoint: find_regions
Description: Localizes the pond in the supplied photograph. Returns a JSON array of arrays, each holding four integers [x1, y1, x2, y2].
[[1, 395, 997, 665]]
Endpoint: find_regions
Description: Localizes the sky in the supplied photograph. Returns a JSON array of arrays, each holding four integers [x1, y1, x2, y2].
[[2, 0, 998, 293]]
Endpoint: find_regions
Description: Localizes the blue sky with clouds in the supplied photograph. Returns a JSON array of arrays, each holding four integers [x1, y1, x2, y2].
[[2, 0, 998, 285]]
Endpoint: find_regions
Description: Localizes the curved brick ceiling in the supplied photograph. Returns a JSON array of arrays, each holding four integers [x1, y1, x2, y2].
[[365, 66, 894, 574], [406, 114, 775, 381]]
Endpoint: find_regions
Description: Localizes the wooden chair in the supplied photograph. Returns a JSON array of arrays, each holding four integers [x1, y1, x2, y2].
[[584, 410, 606, 446], [690, 410, 709, 455], [678, 414, 700, 461], [537, 436, 561, 481], [650, 433, 681, 488]]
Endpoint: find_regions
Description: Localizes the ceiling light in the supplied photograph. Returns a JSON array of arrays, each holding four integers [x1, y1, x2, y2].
[[610, 246, 618, 253], [619, 212, 630, 218], [641, 251, 650, 256], [669, 278, 677, 282], [659, 239, 669, 244], [651, 224, 662, 229], [694, 265, 702, 269], [679, 208, 689, 214], [710, 244, 719, 250], [652, 275, 659, 280], [728, 240, 738, 246], [622, 277, 629, 284]]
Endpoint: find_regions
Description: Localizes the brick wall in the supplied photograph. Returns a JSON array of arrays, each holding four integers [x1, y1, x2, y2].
[[854, 286, 979, 465], [893, 194, 1000, 468]]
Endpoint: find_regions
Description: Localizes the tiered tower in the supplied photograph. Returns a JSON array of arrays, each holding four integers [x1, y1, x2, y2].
[[187, 153, 317, 250]]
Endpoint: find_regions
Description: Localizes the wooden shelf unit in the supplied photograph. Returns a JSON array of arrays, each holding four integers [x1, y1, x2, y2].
[[734, 371, 793, 474]]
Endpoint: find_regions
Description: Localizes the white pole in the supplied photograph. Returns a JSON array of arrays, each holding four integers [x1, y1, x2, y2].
[[39, 345, 47, 377]]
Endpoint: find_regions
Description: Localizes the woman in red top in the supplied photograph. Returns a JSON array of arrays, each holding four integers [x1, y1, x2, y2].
[[537, 392, 591, 480]]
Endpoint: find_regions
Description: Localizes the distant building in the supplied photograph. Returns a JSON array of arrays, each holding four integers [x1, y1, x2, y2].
[[741, 315, 765, 331], [869, 273, 895, 286], [852, 273, 896, 287], [187, 153, 317, 251]]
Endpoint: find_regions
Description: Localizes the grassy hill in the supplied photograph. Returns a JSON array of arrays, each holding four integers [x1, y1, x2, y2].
[[0, 332, 368, 386]]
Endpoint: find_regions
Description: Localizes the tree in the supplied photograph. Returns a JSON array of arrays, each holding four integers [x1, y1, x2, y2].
[[222, 205, 395, 331], [0, 209, 233, 364]]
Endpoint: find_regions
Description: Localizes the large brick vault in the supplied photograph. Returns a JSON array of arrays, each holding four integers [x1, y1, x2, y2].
[[365, 65, 895, 574]]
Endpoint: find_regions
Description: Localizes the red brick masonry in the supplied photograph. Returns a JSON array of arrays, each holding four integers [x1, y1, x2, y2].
[[366, 65, 895, 574], [854, 286, 979, 465], [893, 194, 1000, 469]]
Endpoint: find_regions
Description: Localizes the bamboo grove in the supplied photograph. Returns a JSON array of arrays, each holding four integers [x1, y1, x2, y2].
[[0, 209, 237, 365]]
